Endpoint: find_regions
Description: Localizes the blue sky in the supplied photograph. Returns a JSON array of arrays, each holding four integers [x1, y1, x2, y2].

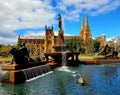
[[0, 0, 120, 44]]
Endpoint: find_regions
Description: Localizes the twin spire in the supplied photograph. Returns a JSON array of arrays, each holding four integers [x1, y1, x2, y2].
[[80, 15, 92, 41], [80, 15, 89, 31]]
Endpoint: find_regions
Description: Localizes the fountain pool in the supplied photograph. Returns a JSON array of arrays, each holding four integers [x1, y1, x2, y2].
[[1, 64, 120, 95]]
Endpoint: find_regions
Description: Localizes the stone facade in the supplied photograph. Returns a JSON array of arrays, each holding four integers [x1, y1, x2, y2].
[[18, 35, 45, 55], [18, 15, 105, 55], [18, 26, 56, 55], [44, 26, 55, 52], [80, 15, 93, 53]]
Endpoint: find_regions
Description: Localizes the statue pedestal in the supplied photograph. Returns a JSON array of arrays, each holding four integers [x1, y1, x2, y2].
[[57, 29, 64, 45]]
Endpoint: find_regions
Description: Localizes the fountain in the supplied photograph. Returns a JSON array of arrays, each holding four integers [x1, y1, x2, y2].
[[44, 14, 80, 66], [0, 43, 53, 83], [0, 63, 52, 83]]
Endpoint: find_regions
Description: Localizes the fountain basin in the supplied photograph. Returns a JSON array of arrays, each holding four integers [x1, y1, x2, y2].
[[1, 62, 45, 70], [1, 63, 52, 83], [44, 51, 80, 66]]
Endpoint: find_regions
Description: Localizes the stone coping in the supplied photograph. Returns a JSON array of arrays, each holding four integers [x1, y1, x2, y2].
[[80, 57, 120, 64], [1, 62, 46, 70]]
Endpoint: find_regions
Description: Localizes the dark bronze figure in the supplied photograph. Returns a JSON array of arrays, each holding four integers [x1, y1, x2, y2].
[[10, 48, 29, 64], [19, 42, 29, 59], [10, 42, 41, 64], [58, 14, 62, 30], [96, 44, 118, 57]]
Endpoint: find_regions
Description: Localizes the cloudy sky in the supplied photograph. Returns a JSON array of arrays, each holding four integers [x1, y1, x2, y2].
[[0, 0, 120, 44]]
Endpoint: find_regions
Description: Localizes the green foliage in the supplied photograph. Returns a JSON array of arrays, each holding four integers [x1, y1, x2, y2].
[[0, 44, 12, 56], [0, 44, 18, 57], [93, 40, 100, 52], [65, 37, 84, 52]]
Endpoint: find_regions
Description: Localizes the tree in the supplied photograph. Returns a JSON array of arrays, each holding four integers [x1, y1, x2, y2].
[[93, 40, 100, 52], [65, 38, 84, 52], [0, 44, 11, 56]]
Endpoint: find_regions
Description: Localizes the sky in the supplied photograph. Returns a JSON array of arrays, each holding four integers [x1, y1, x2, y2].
[[0, 0, 120, 44]]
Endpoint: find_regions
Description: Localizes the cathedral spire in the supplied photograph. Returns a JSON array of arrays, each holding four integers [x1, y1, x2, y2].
[[85, 15, 89, 28], [81, 18, 84, 29], [80, 18, 85, 37]]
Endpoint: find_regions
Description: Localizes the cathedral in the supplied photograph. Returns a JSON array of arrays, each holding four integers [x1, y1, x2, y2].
[[79, 15, 92, 53], [18, 15, 102, 55]]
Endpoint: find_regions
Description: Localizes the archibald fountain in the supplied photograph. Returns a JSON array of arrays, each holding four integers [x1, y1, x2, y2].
[[0, 42, 52, 83], [0, 14, 80, 84], [44, 14, 80, 66]]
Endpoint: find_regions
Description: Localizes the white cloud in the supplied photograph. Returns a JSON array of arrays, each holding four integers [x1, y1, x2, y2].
[[56, 0, 120, 19], [0, 0, 120, 44], [20, 30, 72, 37], [0, 0, 56, 44]]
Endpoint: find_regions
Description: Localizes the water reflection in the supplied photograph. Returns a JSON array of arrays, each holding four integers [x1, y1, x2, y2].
[[0, 64, 120, 95]]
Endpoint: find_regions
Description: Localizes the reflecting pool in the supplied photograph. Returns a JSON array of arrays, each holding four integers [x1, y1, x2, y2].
[[1, 64, 120, 95]]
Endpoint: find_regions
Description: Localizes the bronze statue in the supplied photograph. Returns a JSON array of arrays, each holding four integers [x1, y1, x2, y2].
[[96, 44, 118, 57], [10, 42, 41, 64], [58, 14, 62, 30], [96, 44, 109, 56], [10, 48, 29, 64], [57, 14, 64, 45], [19, 42, 29, 59]]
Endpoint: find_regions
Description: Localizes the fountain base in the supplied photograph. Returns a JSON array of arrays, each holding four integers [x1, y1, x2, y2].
[[80, 57, 120, 64], [44, 51, 80, 66], [1, 63, 53, 84]]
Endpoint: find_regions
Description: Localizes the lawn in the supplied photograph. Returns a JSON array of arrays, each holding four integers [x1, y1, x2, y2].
[[78, 55, 99, 59], [0, 56, 12, 61], [0, 53, 119, 61], [79, 53, 120, 59]]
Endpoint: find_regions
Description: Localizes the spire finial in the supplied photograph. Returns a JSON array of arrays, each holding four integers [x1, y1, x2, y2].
[[81, 18, 84, 29], [86, 15, 89, 28], [52, 25, 53, 30], [45, 24, 47, 30]]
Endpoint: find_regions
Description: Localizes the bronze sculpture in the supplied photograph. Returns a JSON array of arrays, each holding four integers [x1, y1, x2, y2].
[[96, 44, 118, 57], [10, 42, 41, 64], [58, 14, 62, 30], [57, 14, 64, 45]]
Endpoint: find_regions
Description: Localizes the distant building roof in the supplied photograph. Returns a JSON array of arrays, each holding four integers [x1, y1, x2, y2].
[[64, 36, 80, 40], [20, 35, 45, 39]]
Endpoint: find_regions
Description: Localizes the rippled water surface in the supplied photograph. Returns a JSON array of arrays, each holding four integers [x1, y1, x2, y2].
[[1, 64, 120, 95]]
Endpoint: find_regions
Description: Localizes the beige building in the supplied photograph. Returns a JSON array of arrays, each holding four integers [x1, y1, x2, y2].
[[18, 15, 99, 55]]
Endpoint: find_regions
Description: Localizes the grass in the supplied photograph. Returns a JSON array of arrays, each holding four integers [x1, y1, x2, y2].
[[79, 53, 120, 59], [0, 53, 119, 61], [0, 56, 12, 61], [78, 55, 95, 59], [78, 55, 103, 59]]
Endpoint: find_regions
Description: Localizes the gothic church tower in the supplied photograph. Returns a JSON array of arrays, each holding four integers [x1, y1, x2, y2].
[[45, 25, 55, 52], [80, 15, 92, 53]]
